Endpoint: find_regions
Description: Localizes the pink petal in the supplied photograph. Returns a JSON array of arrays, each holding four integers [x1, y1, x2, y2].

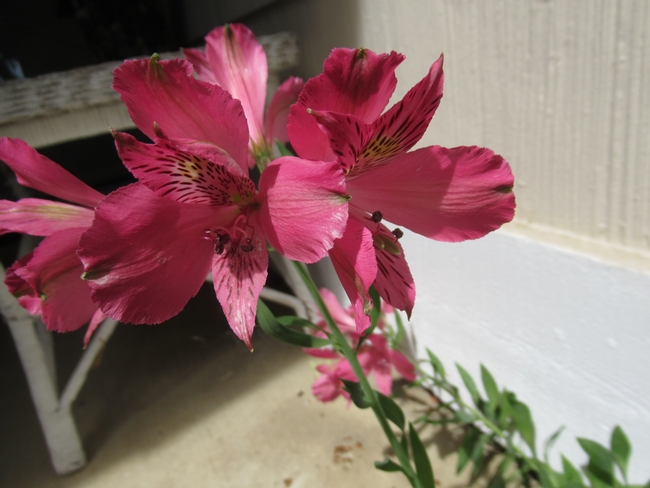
[[182, 47, 219, 85], [78, 184, 231, 324], [113, 57, 250, 172], [265, 76, 305, 144], [389, 350, 417, 382], [211, 216, 268, 350], [304, 347, 341, 359], [0, 198, 95, 236], [12, 228, 98, 333], [350, 55, 444, 176], [113, 130, 255, 206], [0, 138, 104, 208], [312, 364, 344, 402], [288, 48, 404, 162], [257, 157, 348, 263], [329, 218, 378, 334], [319, 288, 356, 333], [5, 253, 42, 316], [83, 308, 107, 347], [346, 146, 515, 242], [372, 361, 394, 397], [370, 223, 416, 316], [307, 110, 371, 174], [204, 24, 268, 147]]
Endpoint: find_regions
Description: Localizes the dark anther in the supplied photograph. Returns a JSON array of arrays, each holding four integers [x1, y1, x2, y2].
[[371, 211, 383, 223], [241, 243, 254, 252], [214, 233, 230, 254], [392, 228, 404, 239]]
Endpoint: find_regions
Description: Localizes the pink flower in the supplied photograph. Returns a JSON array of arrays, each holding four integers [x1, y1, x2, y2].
[[288, 48, 516, 332], [312, 361, 356, 403], [79, 57, 348, 349], [306, 288, 416, 402], [357, 333, 416, 396], [183, 24, 305, 165], [0, 138, 106, 343]]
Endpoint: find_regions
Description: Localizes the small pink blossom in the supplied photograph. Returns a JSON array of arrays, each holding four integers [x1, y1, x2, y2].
[[183, 24, 305, 165], [306, 288, 416, 402]]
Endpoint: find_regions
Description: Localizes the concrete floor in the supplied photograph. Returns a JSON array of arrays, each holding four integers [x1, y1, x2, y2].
[[0, 283, 498, 488]]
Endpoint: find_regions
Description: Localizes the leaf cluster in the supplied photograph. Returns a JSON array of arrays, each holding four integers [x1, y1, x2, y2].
[[419, 351, 649, 488]]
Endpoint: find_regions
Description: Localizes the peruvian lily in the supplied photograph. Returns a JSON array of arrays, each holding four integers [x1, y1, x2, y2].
[[79, 56, 348, 349], [182, 23, 305, 166], [0, 137, 106, 344], [288, 48, 516, 331], [306, 288, 416, 402]]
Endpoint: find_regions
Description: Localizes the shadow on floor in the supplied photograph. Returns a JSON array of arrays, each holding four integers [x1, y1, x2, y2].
[[0, 282, 303, 487]]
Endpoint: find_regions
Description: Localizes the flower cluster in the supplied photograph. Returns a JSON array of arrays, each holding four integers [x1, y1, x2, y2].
[[305, 288, 416, 402], [0, 24, 515, 350]]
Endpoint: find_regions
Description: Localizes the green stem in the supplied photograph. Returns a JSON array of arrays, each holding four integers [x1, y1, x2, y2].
[[292, 261, 421, 487]]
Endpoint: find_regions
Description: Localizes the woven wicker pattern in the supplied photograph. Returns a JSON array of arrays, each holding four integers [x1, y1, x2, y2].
[[0, 32, 298, 126]]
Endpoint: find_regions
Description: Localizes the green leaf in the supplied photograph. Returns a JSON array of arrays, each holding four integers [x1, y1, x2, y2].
[[275, 140, 295, 156], [480, 364, 500, 416], [276, 315, 318, 329], [512, 401, 536, 456], [393, 309, 406, 348], [497, 455, 514, 475], [578, 438, 614, 486], [369, 285, 381, 331], [426, 349, 446, 379], [339, 381, 405, 431], [375, 457, 405, 473], [455, 409, 476, 424], [610, 425, 631, 479], [409, 423, 435, 488], [341, 380, 371, 409], [378, 392, 406, 431], [498, 390, 513, 425], [536, 461, 560, 488], [356, 287, 381, 353], [544, 426, 566, 462], [487, 473, 507, 488], [256, 300, 330, 348], [471, 433, 490, 477], [457, 426, 481, 474], [562, 455, 585, 486], [400, 431, 409, 456], [456, 364, 481, 407]]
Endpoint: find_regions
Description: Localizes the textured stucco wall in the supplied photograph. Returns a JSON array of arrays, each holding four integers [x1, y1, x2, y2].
[[250, 0, 650, 255]]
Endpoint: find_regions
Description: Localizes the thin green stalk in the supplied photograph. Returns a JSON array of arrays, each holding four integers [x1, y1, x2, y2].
[[292, 261, 421, 487]]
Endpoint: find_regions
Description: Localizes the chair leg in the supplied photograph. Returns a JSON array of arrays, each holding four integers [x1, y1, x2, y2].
[[0, 266, 86, 475]]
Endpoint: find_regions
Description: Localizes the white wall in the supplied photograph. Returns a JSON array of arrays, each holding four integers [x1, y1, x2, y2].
[[406, 230, 650, 481], [246, 0, 650, 480]]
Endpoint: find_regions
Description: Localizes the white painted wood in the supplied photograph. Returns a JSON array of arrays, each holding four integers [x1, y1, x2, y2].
[[59, 318, 119, 411], [0, 33, 298, 149], [0, 265, 86, 475]]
